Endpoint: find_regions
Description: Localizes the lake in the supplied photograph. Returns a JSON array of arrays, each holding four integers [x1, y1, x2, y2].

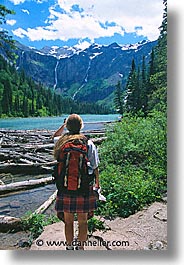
[[0, 114, 119, 131]]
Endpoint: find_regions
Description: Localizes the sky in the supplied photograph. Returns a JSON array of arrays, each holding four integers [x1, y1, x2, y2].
[[1, 0, 164, 50]]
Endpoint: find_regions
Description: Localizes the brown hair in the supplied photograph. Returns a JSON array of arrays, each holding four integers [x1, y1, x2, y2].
[[66, 114, 83, 134], [53, 114, 84, 160]]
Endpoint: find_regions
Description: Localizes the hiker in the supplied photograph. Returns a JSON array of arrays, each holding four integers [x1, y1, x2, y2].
[[53, 114, 100, 250]]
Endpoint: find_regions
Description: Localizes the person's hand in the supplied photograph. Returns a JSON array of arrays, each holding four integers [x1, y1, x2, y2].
[[94, 184, 100, 190]]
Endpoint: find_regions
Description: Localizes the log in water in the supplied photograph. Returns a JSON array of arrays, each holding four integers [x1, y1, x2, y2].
[[0, 176, 54, 195]]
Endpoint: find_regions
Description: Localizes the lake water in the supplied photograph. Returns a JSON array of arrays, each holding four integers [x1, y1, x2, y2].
[[0, 184, 56, 218], [0, 114, 119, 131]]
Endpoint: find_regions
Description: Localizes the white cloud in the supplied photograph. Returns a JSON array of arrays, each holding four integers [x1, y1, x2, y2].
[[6, 19, 17, 26], [9, 0, 45, 5], [56, 0, 163, 41], [12, 0, 164, 43], [9, 0, 26, 5], [12, 28, 27, 38], [21, 9, 30, 15]]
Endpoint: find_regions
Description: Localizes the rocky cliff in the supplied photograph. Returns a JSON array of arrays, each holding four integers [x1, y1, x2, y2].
[[15, 40, 157, 105]]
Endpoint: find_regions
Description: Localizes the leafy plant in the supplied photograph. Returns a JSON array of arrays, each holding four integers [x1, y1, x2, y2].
[[97, 110, 166, 218], [88, 217, 106, 234], [97, 164, 163, 218], [21, 212, 60, 245]]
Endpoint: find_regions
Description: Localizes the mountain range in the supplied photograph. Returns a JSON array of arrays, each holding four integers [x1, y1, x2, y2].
[[15, 40, 157, 107]]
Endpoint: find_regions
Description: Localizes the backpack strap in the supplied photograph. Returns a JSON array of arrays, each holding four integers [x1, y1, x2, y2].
[[64, 152, 71, 187]]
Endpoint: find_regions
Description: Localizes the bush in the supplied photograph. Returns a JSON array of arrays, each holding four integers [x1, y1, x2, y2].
[[97, 111, 166, 218], [21, 213, 59, 245], [97, 165, 163, 218], [88, 217, 106, 234]]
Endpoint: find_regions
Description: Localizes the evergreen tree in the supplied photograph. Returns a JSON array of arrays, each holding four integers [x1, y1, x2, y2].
[[125, 59, 140, 114], [148, 0, 167, 112], [147, 48, 157, 95], [0, 5, 16, 61], [28, 79, 35, 115], [1, 76, 12, 115], [22, 94, 29, 117], [140, 55, 149, 115], [2, 85, 10, 114], [114, 81, 124, 115], [149, 49, 156, 77], [14, 94, 20, 115]]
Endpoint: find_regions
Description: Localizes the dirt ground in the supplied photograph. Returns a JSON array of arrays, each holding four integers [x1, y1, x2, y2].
[[30, 201, 167, 251]]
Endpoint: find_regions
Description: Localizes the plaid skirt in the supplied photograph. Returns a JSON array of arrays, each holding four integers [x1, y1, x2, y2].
[[55, 188, 97, 221]]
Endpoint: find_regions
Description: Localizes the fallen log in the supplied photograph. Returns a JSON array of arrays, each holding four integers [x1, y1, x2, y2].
[[0, 180, 5, 185], [0, 161, 56, 174], [0, 176, 54, 195], [19, 158, 34, 165], [0, 215, 22, 233], [91, 137, 107, 144], [0, 149, 53, 163], [23, 153, 49, 163], [34, 143, 54, 152]]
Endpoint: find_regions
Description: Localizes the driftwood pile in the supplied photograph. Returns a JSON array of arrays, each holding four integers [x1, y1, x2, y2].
[[0, 129, 56, 175], [0, 128, 106, 188], [0, 129, 106, 175]]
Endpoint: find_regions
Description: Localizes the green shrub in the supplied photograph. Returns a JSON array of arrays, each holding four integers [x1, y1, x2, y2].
[[88, 217, 106, 234], [97, 165, 162, 218], [100, 111, 166, 180], [21, 212, 59, 245], [97, 110, 166, 218]]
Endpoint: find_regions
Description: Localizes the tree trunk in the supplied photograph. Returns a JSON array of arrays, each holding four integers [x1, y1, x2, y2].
[[0, 176, 54, 195], [0, 161, 56, 174]]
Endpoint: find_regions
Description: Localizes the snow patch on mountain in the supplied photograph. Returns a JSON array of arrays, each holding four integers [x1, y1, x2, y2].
[[29, 40, 151, 60], [90, 52, 103, 60]]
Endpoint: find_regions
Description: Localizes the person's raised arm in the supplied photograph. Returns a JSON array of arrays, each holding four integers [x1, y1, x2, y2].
[[52, 118, 66, 139]]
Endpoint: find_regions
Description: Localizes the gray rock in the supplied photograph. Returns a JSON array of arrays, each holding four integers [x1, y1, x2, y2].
[[155, 241, 164, 250]]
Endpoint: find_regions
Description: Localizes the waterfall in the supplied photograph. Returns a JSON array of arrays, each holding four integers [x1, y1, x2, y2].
[[16, 51, 24, 70], [72, 59, 91, 100], [53, 60, 59, 90]]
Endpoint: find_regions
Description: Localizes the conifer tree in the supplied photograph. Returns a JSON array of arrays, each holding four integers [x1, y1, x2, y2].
[[140, 55, 149, 115], [147, 48, 157, 95], [1, 76, 12, 115], [14, 94, 20, 115], [2, 85, 10, 114], [125, 59, 140, 114], [114, 81, 124, 115], [148, 0, 167, 112], [0, 5, 16, 60]]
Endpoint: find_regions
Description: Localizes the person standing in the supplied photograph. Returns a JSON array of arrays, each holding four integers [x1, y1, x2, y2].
[[53, 114, 100, 250]]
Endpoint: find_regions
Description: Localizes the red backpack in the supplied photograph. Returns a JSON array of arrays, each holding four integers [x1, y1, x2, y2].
[[53, 137, 94, 196]]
